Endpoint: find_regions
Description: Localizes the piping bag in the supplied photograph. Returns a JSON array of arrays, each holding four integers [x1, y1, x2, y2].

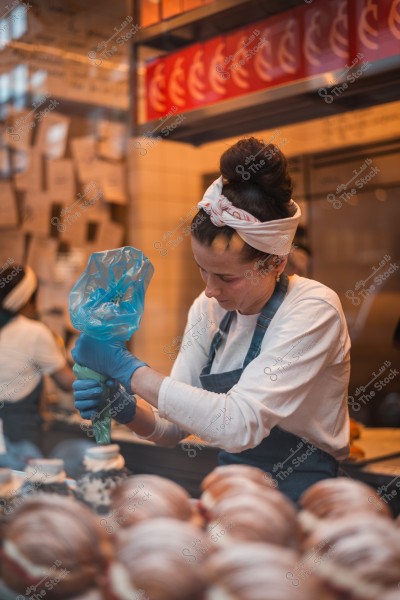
[[69, 246, 154, 444]]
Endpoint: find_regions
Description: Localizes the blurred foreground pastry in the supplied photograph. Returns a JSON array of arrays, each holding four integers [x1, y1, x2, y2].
[[204, 542, 328, 600], [1, 494, 112, 599], [207, 489, 299, 549], [200, 464, 275, 511], [108, 474, 199, 532], [108, 518, 209, 600], [301, 513, 400, 598], [299, 477, 392, 525]]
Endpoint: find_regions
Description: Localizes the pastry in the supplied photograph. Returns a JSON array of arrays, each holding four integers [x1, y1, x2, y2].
[[299, 477, 392, 525], [1, 494, 112, 599], [301, 513, 400, 597], [207, 490, 300, 549], [204, 541, 326, 600], [107, 474, 196, 532], [107, 518, 209, 600]]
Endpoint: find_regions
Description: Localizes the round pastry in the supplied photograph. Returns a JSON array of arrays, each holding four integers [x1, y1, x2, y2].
[[74, 444, 131, 514], [200, 465, 276, 513], [299, 477, 392, 525], [108, 518, 209, 600], [20, 459, 74, 498], [204, 542, 327, 600], [201, 465, 275, 494], [206, 490, 299, 549], [301, 513, 400, 597], [1, 494, 112, 599], [107, 474, 196, 532], [201, 476, 273, 513]]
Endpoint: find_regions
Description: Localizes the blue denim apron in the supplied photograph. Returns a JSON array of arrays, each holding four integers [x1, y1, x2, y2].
[[1, 380, 43, 447], [199, 273, 338, 503]]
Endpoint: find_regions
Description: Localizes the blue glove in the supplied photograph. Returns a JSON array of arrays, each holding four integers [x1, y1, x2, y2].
[[73, 379, 137, 424], [71, 334, 148, 392]]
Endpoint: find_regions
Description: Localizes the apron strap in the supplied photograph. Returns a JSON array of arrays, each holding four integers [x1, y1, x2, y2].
[[201, 273, 289, 376], [200, 310, 235, 376], [243, 273, 288, 367]]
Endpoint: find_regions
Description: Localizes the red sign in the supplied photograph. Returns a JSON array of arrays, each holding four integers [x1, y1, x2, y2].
[[143, 0, 400, 122]]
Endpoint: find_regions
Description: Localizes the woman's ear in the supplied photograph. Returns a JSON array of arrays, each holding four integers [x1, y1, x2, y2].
[[277, 256, 289, 275]]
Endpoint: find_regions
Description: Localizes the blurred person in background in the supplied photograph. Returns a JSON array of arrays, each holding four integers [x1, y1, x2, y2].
[[0, 264, 74, 466]]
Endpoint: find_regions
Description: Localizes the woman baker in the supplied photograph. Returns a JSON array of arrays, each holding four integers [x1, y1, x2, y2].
[[72, 137, 351, 502]]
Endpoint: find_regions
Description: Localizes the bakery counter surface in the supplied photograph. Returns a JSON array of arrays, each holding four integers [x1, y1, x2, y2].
[[340, 427, 400, 517], [41, 420, 400, 511], [41, 419, 219, 498]]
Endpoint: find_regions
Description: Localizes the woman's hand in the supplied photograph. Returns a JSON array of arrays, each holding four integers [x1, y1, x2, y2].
[[72, 379, 137, 424], [71, 334, 148, 392]]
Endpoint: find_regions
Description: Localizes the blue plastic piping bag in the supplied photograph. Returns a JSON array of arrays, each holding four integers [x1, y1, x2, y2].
[[69, 246, 154, 444]]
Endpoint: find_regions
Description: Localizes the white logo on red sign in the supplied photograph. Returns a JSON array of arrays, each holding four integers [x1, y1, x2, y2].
[[389, 0, 400, 40], [358, 0, 378, 50], [188, 48, 205, 101], [304, 11, 323, 67], [168, 56, 186, 107], [254, 27, 273, 81], [278, 19, 297, 74], [329, 0, 349, 59], [149, 63, 166, 113], [231, 35, 250, 89], [210, 41, 227, 95]]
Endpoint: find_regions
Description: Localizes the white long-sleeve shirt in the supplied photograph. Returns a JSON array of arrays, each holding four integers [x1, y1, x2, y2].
[[0, 316, 66, 402], [141, 275, 351, 461]]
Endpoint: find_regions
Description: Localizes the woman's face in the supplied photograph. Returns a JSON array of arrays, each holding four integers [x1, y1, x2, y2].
[[191, 236, 286, 315]]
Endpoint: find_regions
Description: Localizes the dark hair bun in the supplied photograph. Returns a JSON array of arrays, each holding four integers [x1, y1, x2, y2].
[[219, 137, 293, 220], [0, 264, 25, 306]]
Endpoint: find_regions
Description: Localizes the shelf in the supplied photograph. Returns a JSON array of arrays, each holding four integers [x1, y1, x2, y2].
[[135, 0, 305, 50], [134, 56, 400, 146]]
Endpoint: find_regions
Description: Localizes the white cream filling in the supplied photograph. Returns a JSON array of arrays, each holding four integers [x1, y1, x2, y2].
[[316, 555, 385, 598], [206, 585, 236, 600], [297, 509, 321, 533], [201, 490, 215, 511], [3, 540, 65, 579], [109, 563, 144, 600]]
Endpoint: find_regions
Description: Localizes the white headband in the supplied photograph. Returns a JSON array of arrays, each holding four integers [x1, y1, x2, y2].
[[197, 176, 301, 255], [2, 266, 37, 312]]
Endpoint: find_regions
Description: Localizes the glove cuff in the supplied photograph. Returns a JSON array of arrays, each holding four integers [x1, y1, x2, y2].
[[110, 386, 137, 424], [121, 360, 148, 392]]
